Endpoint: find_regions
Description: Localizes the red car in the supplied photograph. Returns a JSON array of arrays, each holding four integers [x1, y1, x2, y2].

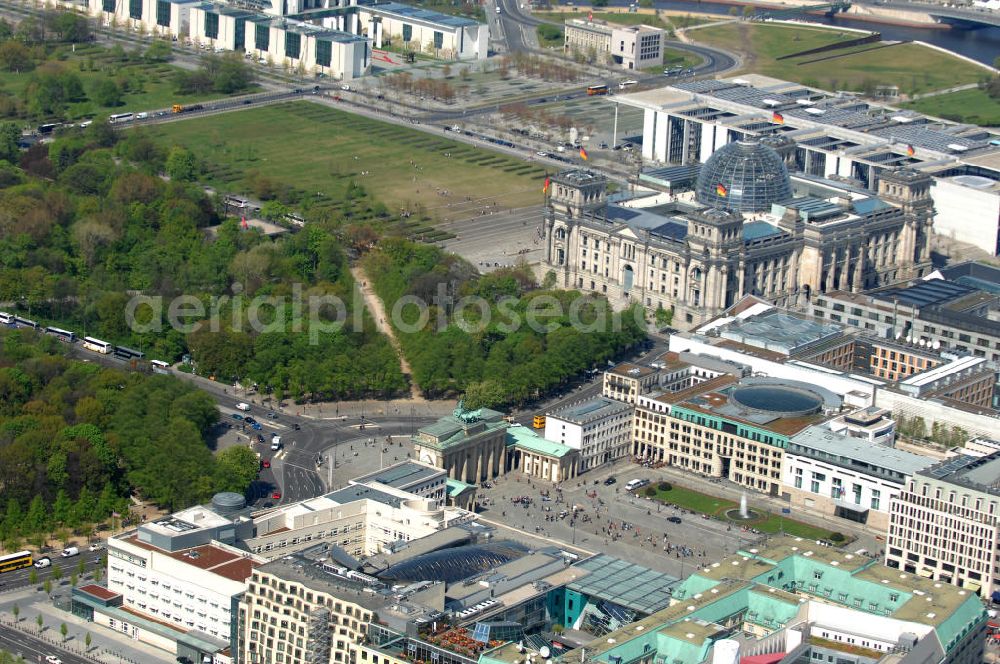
[[272, 492, 282, 500], [262, 460, 271, 469]]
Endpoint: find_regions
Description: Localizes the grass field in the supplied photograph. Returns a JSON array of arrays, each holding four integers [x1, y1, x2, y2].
[[146, 101, 548, 220], [647, 483, 843, 541], [0, 43, 255, 121], [688, 23, 987, 95], [903, 87, 1000, 127]]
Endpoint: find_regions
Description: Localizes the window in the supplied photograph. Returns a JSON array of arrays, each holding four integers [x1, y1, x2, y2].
[[433, 31, 443, 49], [156, 0, 170, 26], [235, 18, 246, 49], [402, 23, 412, 42], [255, 23, 270, 51], [129, 0, 142, 19], [316, 39, 332, 67], [204, 12, 219, 39], [103, 0, 115, 12], [285, 32, 301, 58], [871, 489, 881, 511]]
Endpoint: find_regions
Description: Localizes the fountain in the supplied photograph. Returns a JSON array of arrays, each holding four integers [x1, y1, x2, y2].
[[724, 491, 758, 522]]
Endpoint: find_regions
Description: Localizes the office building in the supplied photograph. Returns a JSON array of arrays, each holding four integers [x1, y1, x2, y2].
[[544, 397, 632, 471], [615, 74, 1000, 255], [781, 425, 934, 530], [87, 0, 487, 82], [542, 160, 932, 328], [887, 452, 1000, 596], [350, 460, 448, 503], [412, 404, 510, 484], [826, 406, 896, 446], [562, 18, 664, 70]]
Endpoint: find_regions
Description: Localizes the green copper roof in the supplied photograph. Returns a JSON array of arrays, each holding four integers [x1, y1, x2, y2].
[[506, 425, 575, 458]]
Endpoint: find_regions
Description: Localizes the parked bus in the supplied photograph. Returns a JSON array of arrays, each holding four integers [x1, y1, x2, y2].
[[619, 79, 638, 90], [0, 312, 13, 326], [533, 415, 546, 429], [108, 112, 134, 124], [83, 336, 113, 354], [114, 345, 145, 361], [45, 326, 77, 343], [150, 360, 171, 374], [13, 316, 38, 329], [0, 550, 33, 574], [587, 85, 610, 96]]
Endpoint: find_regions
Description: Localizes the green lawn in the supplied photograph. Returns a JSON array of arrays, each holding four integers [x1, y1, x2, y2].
[[646, 484, 844, 541], [145, 101, 548, 214], [688, 23, 987, 95], [0, 43, 257, 121], [903, 87, 1000, 127]]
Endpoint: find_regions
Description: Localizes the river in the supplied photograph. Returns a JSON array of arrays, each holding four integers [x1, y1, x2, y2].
[[596, 0, 1000, 65]]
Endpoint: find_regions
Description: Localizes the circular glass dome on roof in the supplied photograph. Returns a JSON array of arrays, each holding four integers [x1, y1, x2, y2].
[[379, 541, 529, 584], [695, 140, 793, 213], [730, 385, 823, 418]]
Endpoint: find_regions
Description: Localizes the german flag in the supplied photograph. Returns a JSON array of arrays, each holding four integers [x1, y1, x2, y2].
[[906, 144, 916, 157], [716, 183, 728, 197], [579, 146, 589, 161], [772, 111, 784, 124], [543, 177, 551, 194]]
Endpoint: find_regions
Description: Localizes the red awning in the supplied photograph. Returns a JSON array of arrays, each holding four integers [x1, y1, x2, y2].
[[741, 654, 786, 664]]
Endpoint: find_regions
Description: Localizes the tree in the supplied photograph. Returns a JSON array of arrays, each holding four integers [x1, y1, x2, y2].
[[51, 563, 62, 582], [60, 622, 68, 641], [214, 446, 260, 494], [42, 580, 51, 596], [50, 12, 92, 42], [90, 77, 122, 107], [28, 569, 37, 585], [0, 41, 32, 73], [145, 40, 172, 62], [11, 604, 19, 622], [165, 146, 197, 182], [85, 632, 92, 650], [36, 614, 43, 631], [70, 573, 77, 587], [0, 122, 20, 164]]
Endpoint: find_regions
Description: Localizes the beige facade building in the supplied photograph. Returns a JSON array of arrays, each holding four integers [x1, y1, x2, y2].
[[563, 18, 664, 70], [411, 405, 509, 484], [507, 425, 580, 482], [543, 163, 933, 329], [887, 452, 1000, 597]]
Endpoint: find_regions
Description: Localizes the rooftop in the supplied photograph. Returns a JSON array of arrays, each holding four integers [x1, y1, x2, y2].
[[326, 484, 408, 509], [919, 452, 1000, 496], [351, 461, 444, 491], [568, 553, 679, 615], [255, 548, 397, 612], [506, 425, 575, 458], [122, 536, 260, 583], [876, 279, 978, 309], [607, 362, 657, 378], [414, 406, 508, 451], [717, 309, 844, 356], [548, 397, 631, 424], [789, 425, 935, 477]]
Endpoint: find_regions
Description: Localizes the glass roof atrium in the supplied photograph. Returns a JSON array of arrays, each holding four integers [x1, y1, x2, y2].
[[378, 541, 530, 584], [695, 140, 793, 213]]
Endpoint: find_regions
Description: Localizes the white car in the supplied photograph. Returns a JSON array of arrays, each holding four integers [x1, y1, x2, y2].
[[46, 656, 62, 664], [88, 543, 104, 552], [536, 151, 548, 157], [236, 403, 251, 411], [341, 84, 350, 91]]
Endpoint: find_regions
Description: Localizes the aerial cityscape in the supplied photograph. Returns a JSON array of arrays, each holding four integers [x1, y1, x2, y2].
[[0, 0, 998, 663]]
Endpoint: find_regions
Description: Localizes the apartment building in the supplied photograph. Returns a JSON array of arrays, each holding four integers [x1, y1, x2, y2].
[[781, 425, 934, 530], [602, 362, 660, 404], [887, 452, 1000, 597], [544, 397, 632, 471]]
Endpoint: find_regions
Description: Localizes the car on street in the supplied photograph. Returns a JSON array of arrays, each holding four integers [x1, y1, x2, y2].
[[251, 422, 263, 430], [603, 476, 617, 485], [88, 543, 103, 552], [536, 151, 548, 157], [262, 460, 271, 468], [667, 516, 682, 524], [293, 423, 301, 430], [46, 656, 62, 664], [257, 434, 265, 442], [231, 413, 243, 420], [236, 402, 250, 411], [272, 492, 282, 500], [267, 412, 279, 419], [244, 417, 257, 425], [34, 556, 51, 568]]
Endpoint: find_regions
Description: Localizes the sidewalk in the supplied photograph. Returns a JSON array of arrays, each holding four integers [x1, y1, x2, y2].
[[0, 588, 174, 664]]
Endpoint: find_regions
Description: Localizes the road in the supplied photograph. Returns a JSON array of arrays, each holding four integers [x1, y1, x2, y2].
[[0, 554, 104, 595], [0, 622, 93, 664]]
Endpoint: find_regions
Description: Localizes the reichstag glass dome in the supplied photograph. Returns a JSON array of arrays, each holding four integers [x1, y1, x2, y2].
[[695, 140, 793, 213]]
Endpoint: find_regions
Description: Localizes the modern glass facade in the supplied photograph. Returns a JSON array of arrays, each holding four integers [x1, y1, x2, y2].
[[156, 0, 170, 27], [285, 32, 301, 59], [254, 23, 269, 52], [695, 140, 793, 213]]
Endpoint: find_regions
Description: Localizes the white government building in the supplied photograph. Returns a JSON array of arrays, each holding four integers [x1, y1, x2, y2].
[[86, 0, 487, 80], [615, 74, 1000, 256]]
